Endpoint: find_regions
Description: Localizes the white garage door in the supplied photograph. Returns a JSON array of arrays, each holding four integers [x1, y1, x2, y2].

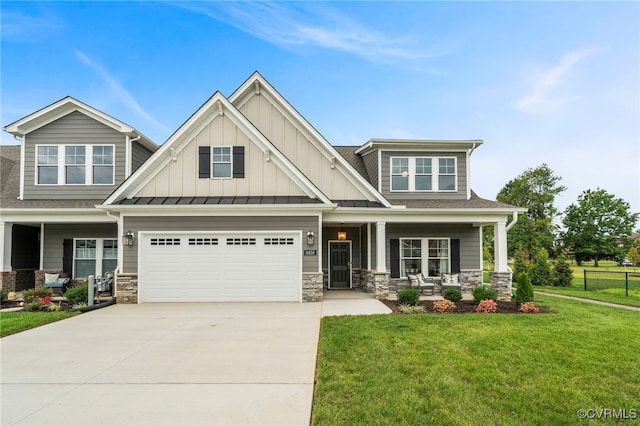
[[139, 232, 301, 302]]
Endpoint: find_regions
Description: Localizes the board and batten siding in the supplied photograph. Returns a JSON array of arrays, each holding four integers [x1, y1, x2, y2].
[[131, 141, 154, 173], [122, 216, 319, 273], [23, 111, 127, 200], [380, 151, 467, 200], [239, 94, 368, 201], [386, 223, 481, 271], [136, 114, 306, 198], [42, 223, 117, 270], [361, 150, 379, 190]]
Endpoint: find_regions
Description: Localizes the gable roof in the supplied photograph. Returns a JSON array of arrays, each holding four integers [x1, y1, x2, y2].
[[103, 91, 332, 205], [229, 72, 391, 208], [3, 96, 157, 152]]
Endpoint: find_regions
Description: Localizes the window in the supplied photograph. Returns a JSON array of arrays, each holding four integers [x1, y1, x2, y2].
[[93, 146, 114, 184], [150, 238, 181, 246], [212, 147, 232, 178], [37, 146, 58, 184], [73, 238, 118, 279], [399, 238, 450, 277], [226, 238, 256, 246], [65, 146, 86, 184], [390, 157, 456, 192], [36, 145, 115, 185]]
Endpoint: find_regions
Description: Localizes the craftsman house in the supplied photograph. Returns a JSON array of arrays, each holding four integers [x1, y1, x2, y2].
[[1, 72, 524, 302]]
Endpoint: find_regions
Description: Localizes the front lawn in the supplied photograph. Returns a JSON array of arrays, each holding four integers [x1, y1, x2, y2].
[[0, 311, 80, 337], [312, 297, 640, 425]]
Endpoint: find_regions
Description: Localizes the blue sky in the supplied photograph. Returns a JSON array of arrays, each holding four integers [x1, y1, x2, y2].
[[2, 1, 638, 219]]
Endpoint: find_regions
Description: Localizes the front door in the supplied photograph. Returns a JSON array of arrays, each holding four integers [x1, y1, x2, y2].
[[329, 241, 351, 289]]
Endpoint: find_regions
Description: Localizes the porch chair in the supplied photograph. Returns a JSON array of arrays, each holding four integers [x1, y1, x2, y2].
[[43, 273, 71, 295], [440, 273, 461, 293], [407, 273, 435, 295]]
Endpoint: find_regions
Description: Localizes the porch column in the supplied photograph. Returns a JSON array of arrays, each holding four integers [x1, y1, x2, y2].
[[0, 222, 12, 271], [376, 221, 386, 272], [493, 220, 508, 272]]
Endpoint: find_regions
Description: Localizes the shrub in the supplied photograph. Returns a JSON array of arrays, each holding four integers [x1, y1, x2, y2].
[[514, 272, 534, 305], [518, 302, 539, 313], [64, 285, 89, 305], [513, 248, 532, 279], [475, 299, 498, 313], [472, 285, 497, 304], [442, 288, 462, 303], [399, 304, 425, 314], [23, 288, 53, 304], [531, 247, 552, 286], [433, 300, 456, 313], [552, 248, 573, 287], [0, 289, 7, 301], [397, 288, 420, 306]]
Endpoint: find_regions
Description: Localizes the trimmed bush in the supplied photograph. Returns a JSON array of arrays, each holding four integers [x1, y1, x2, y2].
[[23, 288, 53, 304], [476, 299, 498, 313], [442, 288, 462, 303], [514, 272, 534, 305], [531, 247, 552, 286], [432, 300, 456, 313], [472, 285, 497, 304], [397, 288, 420, 306], [64, 285, 89, 305]]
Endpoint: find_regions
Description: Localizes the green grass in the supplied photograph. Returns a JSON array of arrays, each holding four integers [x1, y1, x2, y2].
[[0, 311, 79, 337], [312, 297, 640, 425]]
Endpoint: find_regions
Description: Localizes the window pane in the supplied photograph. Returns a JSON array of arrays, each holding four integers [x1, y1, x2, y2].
[[391, 158, 408, 174], [66, 166, 86, 184], [415, 175, 432, 190], [65, 146, 86, 164], [75, 260, 96, 279], [428, 259, 449, 276], [438, 175, 455, 190], [415, 158, 432, 174], [102, 259, 117, 275], [402, 260, 421, 276], [38, 166, 58, 184], [439, 158, 455, 174], [75, 240, 96, 259], [212, 163, 231, 178], [213, 147, 231, 162], [103, 240, 118, 259], [93, 146, 113, 165], [391, 175, 408, 190], [93, 165, 114, 184], [37, 146, 57, 164]]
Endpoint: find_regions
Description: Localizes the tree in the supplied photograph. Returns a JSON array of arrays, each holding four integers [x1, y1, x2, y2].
[[512, 247, 531, 279], [514, 272, 533, 305], [627, 247, 640, 271], [496, 164, 566, 256], [552, 248, 573, 287], [562, 189, 639, 266], [531, 247, 552, 286]]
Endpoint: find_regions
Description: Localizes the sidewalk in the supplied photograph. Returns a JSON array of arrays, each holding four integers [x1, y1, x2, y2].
[[535, 291, 640, 312]]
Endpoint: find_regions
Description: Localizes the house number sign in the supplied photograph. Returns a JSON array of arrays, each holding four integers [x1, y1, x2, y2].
[[304, 250, 317, 256]]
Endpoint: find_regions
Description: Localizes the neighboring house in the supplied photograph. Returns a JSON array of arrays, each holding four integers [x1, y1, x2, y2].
[[1, 72, 525, 302]]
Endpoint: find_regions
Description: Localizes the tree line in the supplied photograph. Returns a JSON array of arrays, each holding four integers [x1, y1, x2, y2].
[[484, 164, 639, 268]]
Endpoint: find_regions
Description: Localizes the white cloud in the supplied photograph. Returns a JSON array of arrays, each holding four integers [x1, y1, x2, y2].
[[75, 51, 170, 136], [514, 48, 597, 112], [1, 11, 63, 41], [171, 1, 447, 66]]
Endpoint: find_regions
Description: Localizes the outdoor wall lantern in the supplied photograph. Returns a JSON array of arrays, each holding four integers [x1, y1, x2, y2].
[[337, 226, 347, 241], [122, 230, 135, 246], [306, 231, 315, 246]]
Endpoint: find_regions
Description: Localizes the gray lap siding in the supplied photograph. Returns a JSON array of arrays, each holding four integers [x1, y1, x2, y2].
[[42, 223, 118, 270], [122, 216, 319, 273]]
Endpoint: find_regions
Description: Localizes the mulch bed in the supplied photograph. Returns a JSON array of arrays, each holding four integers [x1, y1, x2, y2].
[[382, 299, 553, 314]]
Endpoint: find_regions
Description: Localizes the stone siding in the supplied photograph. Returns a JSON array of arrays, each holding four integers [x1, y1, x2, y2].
[[0, 271, 17, 292], [490, 271, 512, 301], [302, 272, 323, 302], [116, 273, 138, 304]]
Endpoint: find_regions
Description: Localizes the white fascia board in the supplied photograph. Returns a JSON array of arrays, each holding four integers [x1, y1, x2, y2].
[[358, 139, 484, 153], [229, 73, 391, 208], [324, 211, 519, 224], [98, 204, 336, 216], [0, 209, 117, 223]]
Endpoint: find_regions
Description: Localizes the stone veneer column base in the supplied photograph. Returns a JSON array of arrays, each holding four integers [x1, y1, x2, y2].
[[460, 269, 483, 293], [490, 271, 513, 302], [116, 273, 138, 304], [372, 272, 390, 300], [0, 271, 17, 292], [302, 272, 323, 302]]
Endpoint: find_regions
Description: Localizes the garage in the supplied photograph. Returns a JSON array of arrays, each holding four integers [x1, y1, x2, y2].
[[139, 232, 302, 302]]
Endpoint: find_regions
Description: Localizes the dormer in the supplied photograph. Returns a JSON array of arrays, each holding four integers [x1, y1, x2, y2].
[[354, 139, 482, 202], [3, 97, 157, 201]]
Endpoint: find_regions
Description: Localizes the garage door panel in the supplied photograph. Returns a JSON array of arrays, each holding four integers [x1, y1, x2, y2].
[[141, 233, 301, 302]]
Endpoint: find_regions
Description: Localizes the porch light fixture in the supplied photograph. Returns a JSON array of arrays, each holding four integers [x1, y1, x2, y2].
[[122, 230, 135, 246], [306, 231, 315, 246], [337, 226, 347, 241]]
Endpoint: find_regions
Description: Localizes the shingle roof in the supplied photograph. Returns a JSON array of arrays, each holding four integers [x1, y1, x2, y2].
[[390, 191, 522, 209], [113, 196, 324, 205], [333, 146, 369, 181]]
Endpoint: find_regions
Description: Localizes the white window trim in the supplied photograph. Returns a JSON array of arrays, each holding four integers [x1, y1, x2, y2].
[[211, 146, 233, 179], [390, 156, 457, 192], [35, 144, 115, 186], [399, 237, 451, 278], [73, 238, 118, 279]]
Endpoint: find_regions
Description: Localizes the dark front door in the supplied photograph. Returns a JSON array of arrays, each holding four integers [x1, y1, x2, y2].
[[329, 242, 351, 288]]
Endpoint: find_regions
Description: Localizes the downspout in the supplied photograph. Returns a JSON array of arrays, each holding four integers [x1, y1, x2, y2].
[[505, 211, 519, 232], [13, 135, 25, 200], [466, 142, 479, 200], [127, 134, 141, 178]]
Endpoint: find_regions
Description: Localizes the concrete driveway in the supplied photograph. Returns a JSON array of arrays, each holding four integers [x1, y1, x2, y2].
[[1, 302, 322, 426]]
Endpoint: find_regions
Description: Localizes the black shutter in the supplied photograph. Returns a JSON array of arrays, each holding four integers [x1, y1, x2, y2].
[[63, 239, 73, 277], [198, 146, 210, 178], [451, 239, 460, 273], [390, 238, 400, 278], [233, 146, 245, 178]]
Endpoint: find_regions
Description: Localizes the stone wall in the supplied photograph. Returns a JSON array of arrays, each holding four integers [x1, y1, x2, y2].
[[302, 272, 323, 302], [490, 271, 512, 301], [460, 269, 483, 292], [0, 271, 17, 292], [364, 271, 389, 300], [116, 273, 138, 304]]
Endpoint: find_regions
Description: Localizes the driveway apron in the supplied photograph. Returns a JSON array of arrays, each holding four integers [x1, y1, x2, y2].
[[1, 302, 322, 426]]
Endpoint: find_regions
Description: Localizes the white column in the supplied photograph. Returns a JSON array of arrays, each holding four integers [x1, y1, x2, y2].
[[376, 221, 386, 273], [39, 223, 45, 270], [493, 220, 508, 272], [366, 223, 372, 270], [0, 222, 13, 271]]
